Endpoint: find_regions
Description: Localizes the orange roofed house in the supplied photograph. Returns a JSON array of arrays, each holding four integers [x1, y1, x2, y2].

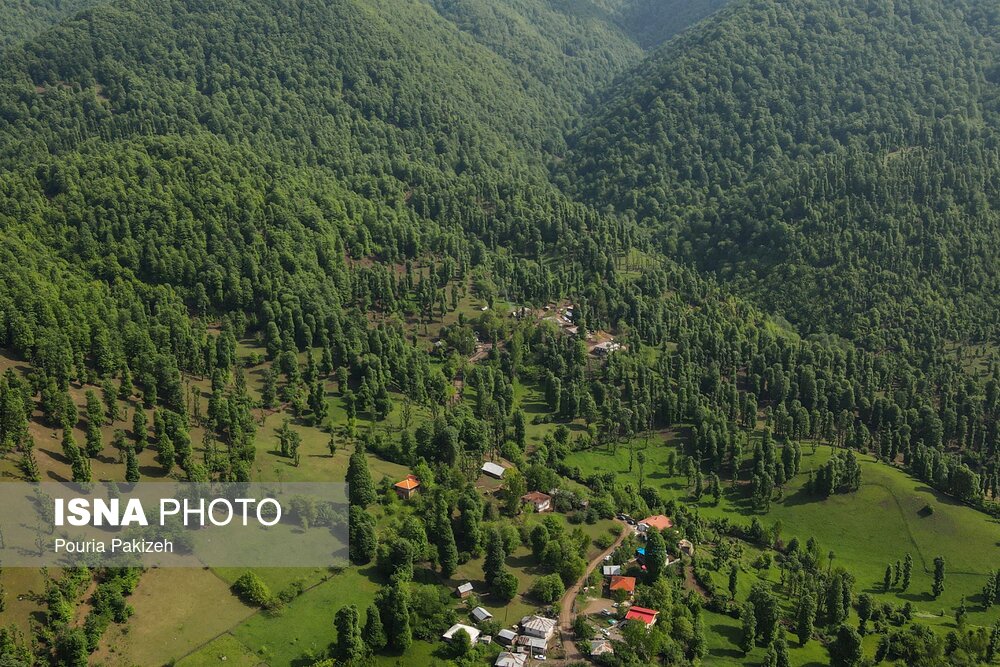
[[624, 606, 659, 628], [637, 514, 673, 533], [394, 474, 421, 500], [609, 575, 636, 598]]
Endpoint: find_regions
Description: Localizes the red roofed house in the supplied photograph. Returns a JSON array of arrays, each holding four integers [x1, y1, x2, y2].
[[520, 491, 552, 513], [609, 576, 636, 597], [638, 515, 673, 533], [394, 474, 421, 500], [624, 606, 659, 628]]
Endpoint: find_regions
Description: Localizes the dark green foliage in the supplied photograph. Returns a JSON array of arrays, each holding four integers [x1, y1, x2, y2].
[[349, 506, 377, 565], [232, 571, 273, 608], [347, 447, 376, 508]]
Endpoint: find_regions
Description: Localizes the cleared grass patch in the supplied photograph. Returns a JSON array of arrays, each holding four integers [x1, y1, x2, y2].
[[93, 567, 256, 667]]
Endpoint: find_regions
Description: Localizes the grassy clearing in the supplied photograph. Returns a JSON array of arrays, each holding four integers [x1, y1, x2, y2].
[[566, 439, 1000, 638], [93, 567, 256, 667], [228, 567, 381, 666], [175, 633, 262, 667], [0, 567, 47, 635]]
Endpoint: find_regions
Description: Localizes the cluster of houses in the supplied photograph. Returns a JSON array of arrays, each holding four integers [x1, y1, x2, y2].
[[442, 600, 558, 665]]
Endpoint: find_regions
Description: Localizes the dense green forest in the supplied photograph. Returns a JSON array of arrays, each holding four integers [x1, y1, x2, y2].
[[0, 0, 998, 666], [0, 0, 95, 50], [563, 0, 1000, 349]]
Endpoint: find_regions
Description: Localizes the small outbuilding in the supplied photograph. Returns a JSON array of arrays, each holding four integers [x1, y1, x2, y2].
[[443, 623, 481, 644], [481, 461, 506, 479], [456, 582, 474, 598], [471, 606, 493, 623]]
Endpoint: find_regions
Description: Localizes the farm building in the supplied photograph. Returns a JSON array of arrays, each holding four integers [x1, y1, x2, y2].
[[456, 582, 474, 598], [481, 461, 506, 479], [602, 565, 621, 576], [471, 606, 493, 623], [443, 623, 481, 643]]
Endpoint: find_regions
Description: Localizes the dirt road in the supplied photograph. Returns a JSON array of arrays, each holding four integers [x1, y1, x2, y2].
[[556, 520, 632, 661]]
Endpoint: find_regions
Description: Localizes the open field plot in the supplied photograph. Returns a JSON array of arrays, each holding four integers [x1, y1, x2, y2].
[[567, 441, 1000, 631], [93, 567, 256, 667]]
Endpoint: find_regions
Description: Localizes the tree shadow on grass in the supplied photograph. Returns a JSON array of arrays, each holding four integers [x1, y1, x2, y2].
[[709, 623, 743, 659], [777, 487, 821, 508], [45, 469, 69, 482]]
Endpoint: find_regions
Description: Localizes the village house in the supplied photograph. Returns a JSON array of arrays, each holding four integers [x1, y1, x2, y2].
[[495, 652, 528, 667], [637, 514, 673, 533], [393, 474, 421, 500], [495, 628, 518, 645], [609, 575, 637, 598], [456, 582, 474, 599], [520, 491, 552, 513], [590, 639, 614, 656], [516, 635, 548, 656], [624, 606, 659, 628], [520, 615, 557, 641]]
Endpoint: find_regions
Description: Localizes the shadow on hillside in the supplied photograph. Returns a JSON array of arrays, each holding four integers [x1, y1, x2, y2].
[[708, 622, 743, 659]]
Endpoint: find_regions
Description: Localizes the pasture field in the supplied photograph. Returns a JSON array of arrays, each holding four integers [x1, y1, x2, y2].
[[92, 567, 256, 666], [566, 438, 1000, 642]]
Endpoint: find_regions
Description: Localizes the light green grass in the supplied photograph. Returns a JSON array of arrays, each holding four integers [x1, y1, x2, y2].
[[567, 440, 1000, 640]]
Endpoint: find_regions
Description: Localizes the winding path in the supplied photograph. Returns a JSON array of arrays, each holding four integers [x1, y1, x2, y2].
[[556, 520, 631, 662]]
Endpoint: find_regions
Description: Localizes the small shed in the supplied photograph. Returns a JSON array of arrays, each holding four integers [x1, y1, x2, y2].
[[481, 461, 506, 479], [471, 606, 493, 623], [456, 582, 474, 598]]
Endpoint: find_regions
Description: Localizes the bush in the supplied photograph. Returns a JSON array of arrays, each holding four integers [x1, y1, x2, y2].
[[232, 571, 273, 608], [530, 574, 565, 604]]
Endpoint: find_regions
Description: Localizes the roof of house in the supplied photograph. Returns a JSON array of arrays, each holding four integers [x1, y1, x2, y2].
[[516, 635, 548, 650], [610, 575, 637, 593], [640, 514, 673, 531], [471, 606, 493, 622], [520, 615, 557, 635], [495, 652, 528, 667], [624, 606, 659, 625], [496, 629, 517, 641], [602, 565, 622, 576], [520, 491, 552, 503], [393, 474, 420, 490], [590, 639, 614, 656], [481, 461, 506, 477], [443, 623, 481, 643], [457, 582, 474, 594]]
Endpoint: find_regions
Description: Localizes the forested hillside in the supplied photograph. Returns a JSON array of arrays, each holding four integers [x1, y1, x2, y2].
[[607, 0, 729, 48], [563, 0, 1000, 349], [0, 0, 95, 50], [0, 0, 999, 666]]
